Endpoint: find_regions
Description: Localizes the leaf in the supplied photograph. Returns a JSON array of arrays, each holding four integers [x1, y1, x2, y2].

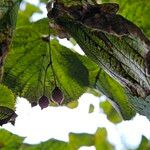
[[136, 136, 150, 150], [96, 69, 136, 120], [49, 2, 150, 90], [94, 128, 114, 150], [86, 88, 101, 97], [48, 2, 150, 119], [0, 0, 20, 30], [0, 0, 20, 80], [0, 84, 16, 126], [66, 101, 79, 109], [100, 100, 122, 123], [23, 139, 69, 150], [3, 23, 52, 103], [24, 129, 114, 150], [89, 104, 94, 113], [0, 128, 114, 150], [118, 0, 150, 37], [101, 0, 150, 37], [0, 84, 15, 109], [0, 129, 24, 149], [69, 128, 114, 150], [126, 92, 150, 121], [0, 106, 17, 126], [17, 3, 41, 26], [69, 133, 94, 150], [40, 0, 48, 3], [51, 40, 97, 103], [4, 18, 99, 105]]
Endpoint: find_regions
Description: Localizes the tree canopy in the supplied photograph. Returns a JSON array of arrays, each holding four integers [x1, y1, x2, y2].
[[0, 0, 150, 149]]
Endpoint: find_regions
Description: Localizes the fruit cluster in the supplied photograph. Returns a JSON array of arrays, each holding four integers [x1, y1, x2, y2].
[[32, 86, 64, 109]]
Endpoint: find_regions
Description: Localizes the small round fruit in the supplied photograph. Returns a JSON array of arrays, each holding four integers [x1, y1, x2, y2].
[[38, 95, 49, 109], [51, 86, 64, 105]]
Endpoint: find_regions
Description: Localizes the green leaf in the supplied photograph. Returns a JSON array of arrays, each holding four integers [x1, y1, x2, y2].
[[136, 136, 150, 150], [100, 100, 122, 123], [22, 139, 69, 150], [51, 40, 95, 103], [89, 104, 94, 113], [0, 84, 15, 109], [40, 0, 48, 3], [0, 84, 16, 126], [4, 23, 51, 103], [49, 4, 144, 119], [95, 128, 114, 150], [126, 92, 150, 121], [102, 0, 150, 37], [0, 129, 24, 150], [86, 88, 101, 97], [66, 101, 79, 109], [69, 133, 94, 149], [0, 128, 114, 150], [96, 69, 136, 120], [118, 0, 150, 37], [17, 3, 41, 26], [69, 128, 114, 150], [0, 106, 16, 126], [0, 0, 20, 80], [4, 18, 99, 105], [0, 0, 20, 30]]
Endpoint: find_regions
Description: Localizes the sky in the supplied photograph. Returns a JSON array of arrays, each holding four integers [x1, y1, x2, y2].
[[1, 0, 150, 150], [2, 94, 150, 150]]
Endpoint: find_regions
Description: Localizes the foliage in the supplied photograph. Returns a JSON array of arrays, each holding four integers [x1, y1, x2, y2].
[[0, 128, 149, 150], [47, 0, 150, 120], [96, 69, 135, 120], [136, 136, 150, 150], [100, 100, 122, 123], [0, 129, 24, 150], [0, 0, 20, 125], [3, 23, 99, 104], [0, 128, 114, 150], [0, 0, 150, 149], [102, 0, 150, 37]]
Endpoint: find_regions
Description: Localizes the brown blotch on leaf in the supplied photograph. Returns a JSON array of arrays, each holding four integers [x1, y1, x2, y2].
[[47, 2, 150, 46]]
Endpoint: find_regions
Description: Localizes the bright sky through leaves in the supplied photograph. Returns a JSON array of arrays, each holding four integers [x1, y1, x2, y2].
[[1, 94, 150, 150]]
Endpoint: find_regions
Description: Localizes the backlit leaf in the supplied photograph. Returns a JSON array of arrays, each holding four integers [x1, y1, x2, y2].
[[100, 100, 122, 123], [0, 129, 24, 149]]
